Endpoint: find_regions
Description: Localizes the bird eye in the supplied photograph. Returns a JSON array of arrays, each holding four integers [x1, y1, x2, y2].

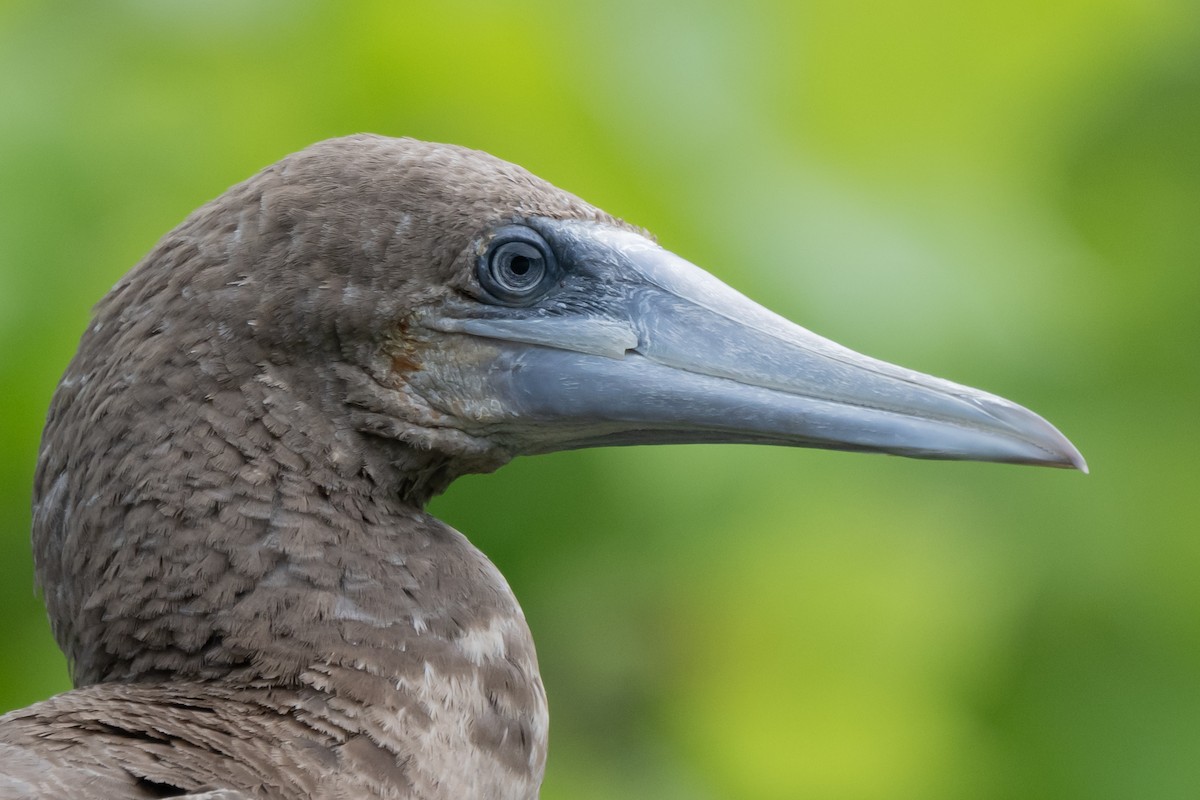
[[477, 226, 558, 305]]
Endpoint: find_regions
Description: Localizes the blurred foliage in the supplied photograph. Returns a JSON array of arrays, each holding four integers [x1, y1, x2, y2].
[[1, 1, 1197, 798]]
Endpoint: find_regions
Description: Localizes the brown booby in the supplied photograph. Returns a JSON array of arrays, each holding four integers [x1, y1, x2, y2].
[[0, 135, 1084, 799]]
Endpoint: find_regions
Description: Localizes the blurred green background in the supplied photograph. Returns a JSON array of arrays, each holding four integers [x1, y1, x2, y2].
[[1, 1, 1197, 797]]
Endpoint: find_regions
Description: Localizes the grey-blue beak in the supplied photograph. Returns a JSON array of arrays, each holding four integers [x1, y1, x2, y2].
[[426, 219, 1086, 471]]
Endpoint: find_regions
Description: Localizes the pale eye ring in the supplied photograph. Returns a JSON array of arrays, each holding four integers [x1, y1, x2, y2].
[[477, 226, 559, 306]]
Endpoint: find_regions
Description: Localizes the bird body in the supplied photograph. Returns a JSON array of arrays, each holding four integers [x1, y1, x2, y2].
[[0, 135, 1083, 798]]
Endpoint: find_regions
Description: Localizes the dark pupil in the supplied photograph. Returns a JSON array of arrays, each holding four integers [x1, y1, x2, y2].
[[509, 255, 532, 276], [495, 242, 543, 290]]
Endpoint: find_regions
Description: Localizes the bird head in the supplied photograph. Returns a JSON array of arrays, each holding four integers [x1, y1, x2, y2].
[[204, 135, 1082, 488], [58, 133, 1086, 511]]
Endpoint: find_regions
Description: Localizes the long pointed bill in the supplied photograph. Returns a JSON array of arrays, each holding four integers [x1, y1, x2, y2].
[[426, 219, 1086, 471]]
